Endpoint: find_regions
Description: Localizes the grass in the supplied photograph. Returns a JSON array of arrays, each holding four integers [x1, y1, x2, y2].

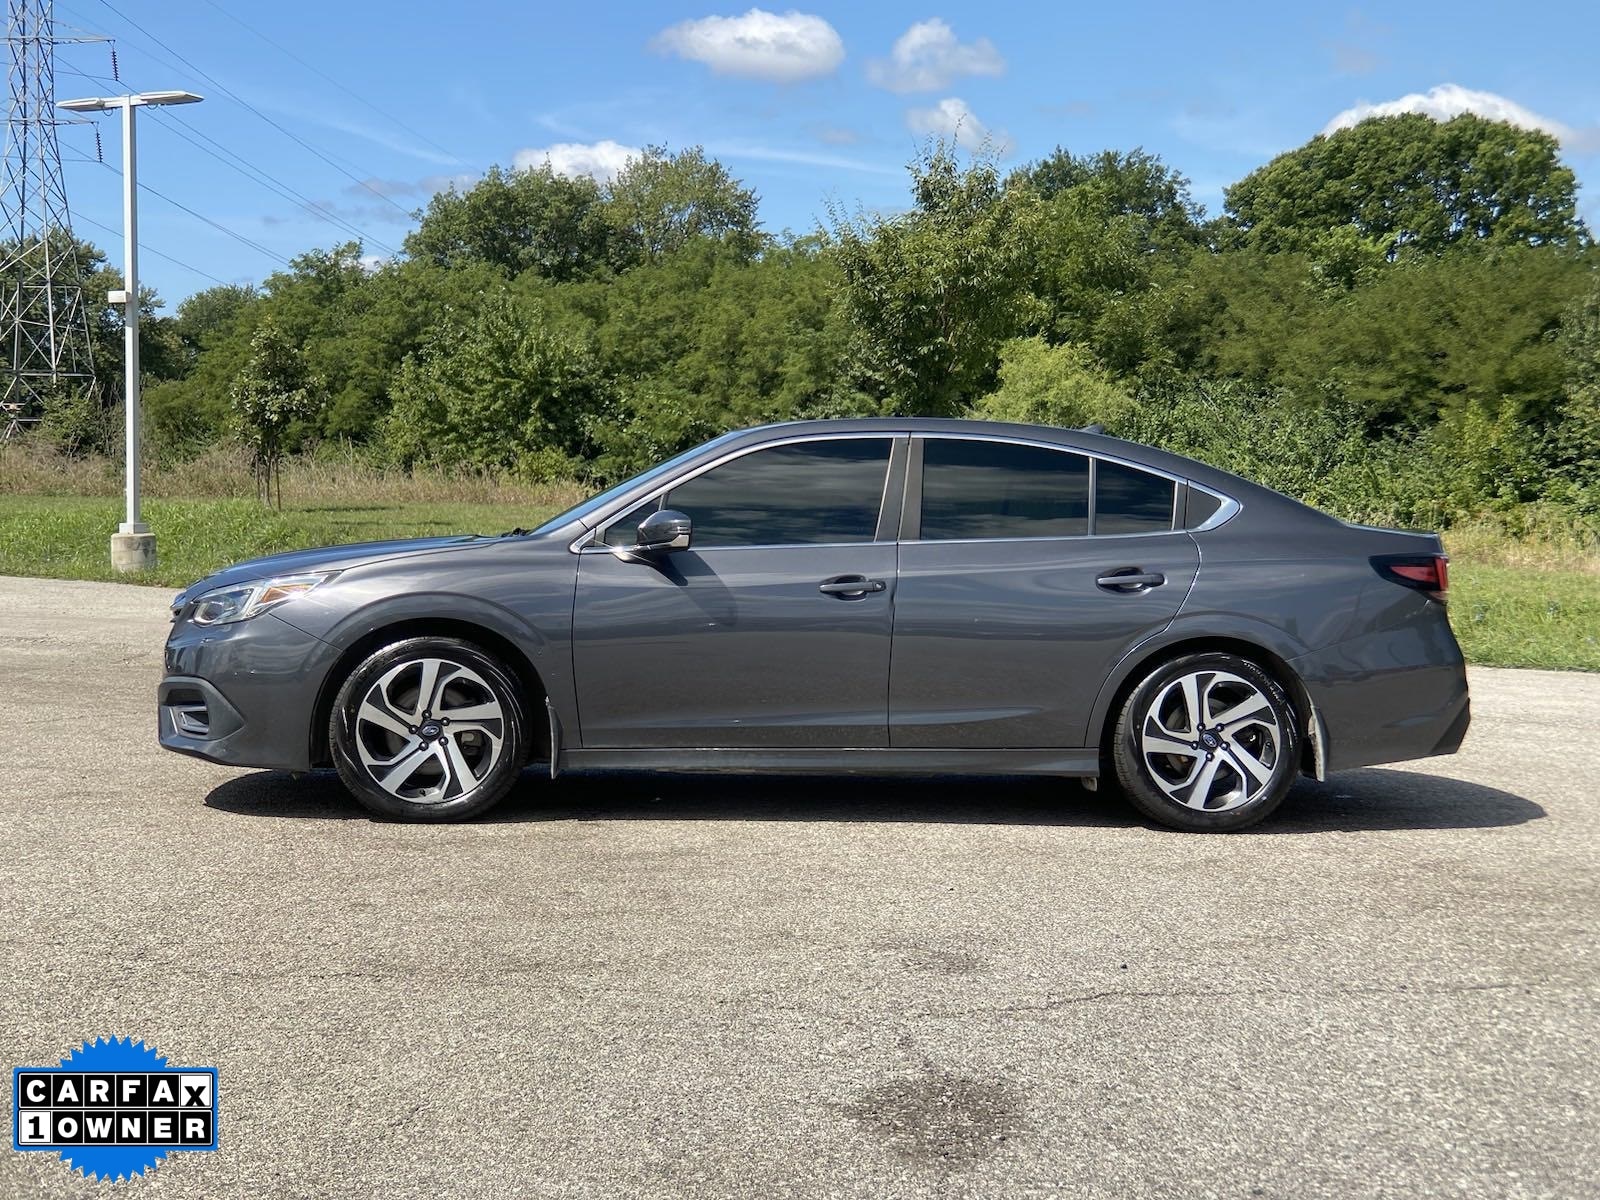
[[1, 444, 1596, 670], [0, 495, 561, 589]]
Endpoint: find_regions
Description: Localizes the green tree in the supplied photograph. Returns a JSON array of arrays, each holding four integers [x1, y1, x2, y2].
[[172, 283, 258, 356], [550, 236, 860, 478], [606, 146, 762, 265], [1550, 282, 1600, 508], [1188, 245, 1591, 429], [830, 144, 1037, 415], [382, 290, 608, 475], [1013, 149, 1206, 375], [1018, 147, 1204, 252], [971, 337, 1137, 429], [1225, 113, 1590, 261], [405, 164, 616, 281], [230, 319, 325, 505]]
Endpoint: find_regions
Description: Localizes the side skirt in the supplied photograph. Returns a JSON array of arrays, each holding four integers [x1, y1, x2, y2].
[[554, 747, 1100, 778]]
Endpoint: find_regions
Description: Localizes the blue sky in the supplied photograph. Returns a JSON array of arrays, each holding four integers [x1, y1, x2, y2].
[[50, 1, 1600, 307]]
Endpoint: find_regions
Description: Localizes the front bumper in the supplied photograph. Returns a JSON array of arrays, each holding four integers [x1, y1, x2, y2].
[[158, 611, 338, 771]]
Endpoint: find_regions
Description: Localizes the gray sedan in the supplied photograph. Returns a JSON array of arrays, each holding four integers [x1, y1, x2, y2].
[[158, 419, 1468, 831]]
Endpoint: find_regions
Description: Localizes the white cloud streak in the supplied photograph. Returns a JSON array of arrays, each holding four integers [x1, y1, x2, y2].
[[512, 140, 642, 183], [868, 19, 1004, 94], [905, 97, 1012, 155], [651, 9, 845, 83], [704, 141, 901, 176]]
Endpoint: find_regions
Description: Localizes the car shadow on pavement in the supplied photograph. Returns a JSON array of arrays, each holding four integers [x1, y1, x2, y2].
[[203, 765, 1543, 833], [1261, 768, 1545, 833]]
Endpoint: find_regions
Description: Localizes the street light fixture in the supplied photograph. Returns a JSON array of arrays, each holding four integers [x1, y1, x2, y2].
[[57, 90, 204, 573]]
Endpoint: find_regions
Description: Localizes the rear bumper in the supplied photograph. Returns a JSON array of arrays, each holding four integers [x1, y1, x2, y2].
[[1291, 615, 1470, 774], [158, 612, 336, 771]]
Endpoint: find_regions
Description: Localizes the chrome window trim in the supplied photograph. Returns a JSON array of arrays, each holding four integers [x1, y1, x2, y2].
[[1187, 485, 1241, 532], [572, 431, 902, 553], [898, 528, 1195, 548], [576, 539, 900, 555]]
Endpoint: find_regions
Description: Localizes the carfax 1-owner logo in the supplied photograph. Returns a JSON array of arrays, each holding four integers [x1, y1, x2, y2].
[[12, 1037, 219, 1182]]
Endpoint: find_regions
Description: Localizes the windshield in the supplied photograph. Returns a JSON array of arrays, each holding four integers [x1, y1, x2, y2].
[[528, 430, 748, 536]]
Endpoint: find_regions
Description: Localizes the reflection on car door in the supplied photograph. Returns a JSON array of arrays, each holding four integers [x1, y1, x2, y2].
[[889, 436, 1200, 748], [573, 436, 903, 748]]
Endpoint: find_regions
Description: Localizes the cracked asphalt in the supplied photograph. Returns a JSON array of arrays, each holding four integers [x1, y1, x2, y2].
[[1, 574, 1596, 1199]]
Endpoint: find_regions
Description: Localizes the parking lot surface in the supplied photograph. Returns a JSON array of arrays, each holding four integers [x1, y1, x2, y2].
[[1, 574, 1595, 1198]]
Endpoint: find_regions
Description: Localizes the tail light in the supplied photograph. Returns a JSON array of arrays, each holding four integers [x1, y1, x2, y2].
[[1373, 554, 1449, 602]]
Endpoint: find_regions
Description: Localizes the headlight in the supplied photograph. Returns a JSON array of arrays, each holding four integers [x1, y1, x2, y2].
[[189, 572, 338, 626]]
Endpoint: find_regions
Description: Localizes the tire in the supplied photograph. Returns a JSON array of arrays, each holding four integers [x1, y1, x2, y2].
[[329, 636, 529, 821], [1111, 652, 1299, 832]]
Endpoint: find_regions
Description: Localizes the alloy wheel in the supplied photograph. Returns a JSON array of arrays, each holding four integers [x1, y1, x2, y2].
[[353, 657, 506, 804], [1138, 669, 1282, 812]]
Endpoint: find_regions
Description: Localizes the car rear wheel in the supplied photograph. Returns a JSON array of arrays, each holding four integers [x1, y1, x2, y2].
[[329, 636, 528, 821], [1112, 652, 1299, 832]]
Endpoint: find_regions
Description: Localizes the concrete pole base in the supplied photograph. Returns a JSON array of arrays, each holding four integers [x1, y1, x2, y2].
[[110, 531, 158, 573]]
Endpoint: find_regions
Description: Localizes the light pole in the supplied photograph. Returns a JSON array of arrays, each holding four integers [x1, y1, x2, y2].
[[57, 90, 203, 573]]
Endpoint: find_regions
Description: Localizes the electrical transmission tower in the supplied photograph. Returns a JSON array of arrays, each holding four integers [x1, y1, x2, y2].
[[1, 0, 97, 439]]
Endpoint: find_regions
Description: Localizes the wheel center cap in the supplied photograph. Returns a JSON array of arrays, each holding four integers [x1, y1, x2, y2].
[[1199, 731, 1219, 750], [419, 720, 442, 740]]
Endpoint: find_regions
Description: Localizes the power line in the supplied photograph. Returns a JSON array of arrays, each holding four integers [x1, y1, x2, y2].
[[90, 0, 417, 219], [73, 207, 232, 287], [88, 157, 292, 268], [193, 0, 461, 167], [145, 108, 400, 254], [58, 56, 402, 256]]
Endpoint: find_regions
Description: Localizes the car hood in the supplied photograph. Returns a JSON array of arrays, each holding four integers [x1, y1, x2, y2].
[[177, 535, 486, 601]]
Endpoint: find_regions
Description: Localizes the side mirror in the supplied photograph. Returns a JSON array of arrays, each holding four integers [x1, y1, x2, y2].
[[634, 509, 692, 555]]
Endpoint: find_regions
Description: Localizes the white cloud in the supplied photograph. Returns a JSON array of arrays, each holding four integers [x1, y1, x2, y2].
[[868, 19, 1004, 94], [351, 173, 478, 199], [905, 97, 1012, 155], [813, 124, 861, 146], [513, 140, 641, 183], [704, 140, 901, 176], [1322, 83, 1578, 143], [651, 9, 844, 83]]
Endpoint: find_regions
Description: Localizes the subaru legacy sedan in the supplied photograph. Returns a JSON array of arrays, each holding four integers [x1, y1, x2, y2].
[[159, 419, 1468, 831]]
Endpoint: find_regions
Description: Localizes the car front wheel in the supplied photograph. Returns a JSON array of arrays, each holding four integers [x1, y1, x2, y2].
[[329, 636, 528, 821], [1112, 652, 1299, 832]]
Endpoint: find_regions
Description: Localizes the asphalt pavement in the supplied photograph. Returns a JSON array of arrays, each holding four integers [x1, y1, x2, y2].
[[1, 574, 1595, 1199]]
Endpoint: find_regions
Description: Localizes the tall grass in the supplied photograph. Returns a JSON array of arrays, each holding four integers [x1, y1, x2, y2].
[[0, 440, 587, 509]]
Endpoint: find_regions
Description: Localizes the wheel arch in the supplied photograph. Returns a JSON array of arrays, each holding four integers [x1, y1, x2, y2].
[[309, 618, 550, 768], [1090, 634, 1318, 778]]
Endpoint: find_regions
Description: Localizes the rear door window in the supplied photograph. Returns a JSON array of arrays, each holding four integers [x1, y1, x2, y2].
[[919, 439, 1091, 540], [1094, 460, 1176, 534]]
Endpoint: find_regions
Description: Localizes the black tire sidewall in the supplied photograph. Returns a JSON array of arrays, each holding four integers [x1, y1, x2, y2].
[[1113, 652, 1299, 833], [330, 636, 528, 821]]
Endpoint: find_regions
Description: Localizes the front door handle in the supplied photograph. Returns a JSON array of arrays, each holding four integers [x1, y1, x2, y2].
[[819, 576, 886, 597], [1096, 569, 1166, 591]]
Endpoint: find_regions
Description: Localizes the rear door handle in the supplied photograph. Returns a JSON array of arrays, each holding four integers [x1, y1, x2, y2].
[[819, 576, 886, 597], [1096, 569, 1166, 591]]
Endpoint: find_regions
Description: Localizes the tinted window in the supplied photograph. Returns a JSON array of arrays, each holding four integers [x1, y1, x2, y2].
[[663, 439, 890, 547], [1095, 460, 1176, 534], [1184, 488, 1223, 530], [919, 439, 1089, 540]]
